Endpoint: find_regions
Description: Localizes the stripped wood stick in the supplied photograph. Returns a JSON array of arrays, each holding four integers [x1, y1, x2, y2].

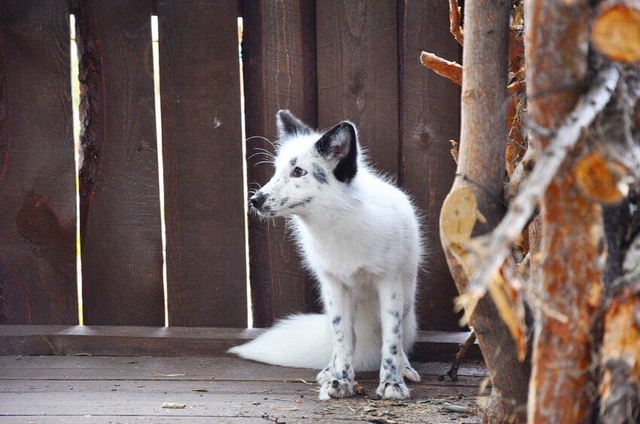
[[448, 0, 464, 45], [420, 51, 462, 86], [460, 65, 621, 311]]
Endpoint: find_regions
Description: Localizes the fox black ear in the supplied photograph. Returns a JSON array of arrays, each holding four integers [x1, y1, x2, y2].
[[315, 121, 358, 183], [276, 110, 312, 138]]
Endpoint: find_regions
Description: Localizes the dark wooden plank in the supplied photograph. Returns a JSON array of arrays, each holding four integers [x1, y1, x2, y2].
[[316, 0, 399, 176], [74, 0, 164, 325], [399, 1, 462, 331], [0, 0, 78, 324], [0, 325, 480, 360], [240, 0, 320, 327], [157, 1, 247, 328]]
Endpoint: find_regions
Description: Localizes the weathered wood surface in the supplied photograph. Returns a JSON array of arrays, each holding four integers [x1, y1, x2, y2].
[[0, 0, 77, 324], [241, 0, 320, 327], [0, 326, 480, 362], [399, 0, 461, 331], [0, 355, 487, 423], [0, 1, 465, 333], [316, 0, 399, 176], [75, 0, 164, 326], [157, 0, 247, 327]]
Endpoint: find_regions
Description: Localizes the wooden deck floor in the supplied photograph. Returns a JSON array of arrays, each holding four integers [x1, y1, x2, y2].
[[0, 355, 487, 423]]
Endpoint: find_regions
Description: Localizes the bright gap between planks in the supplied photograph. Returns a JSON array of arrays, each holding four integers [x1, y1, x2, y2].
[[70, 15, 253, 328]]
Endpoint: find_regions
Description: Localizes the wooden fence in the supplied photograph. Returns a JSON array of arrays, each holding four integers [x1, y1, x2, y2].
[[0, 1, 461, 333]]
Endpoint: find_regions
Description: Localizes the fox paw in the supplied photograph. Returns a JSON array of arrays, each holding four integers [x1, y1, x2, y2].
[[316, 367, 331, 385], [403, 365, 421, 383], [375, 381, 410, 400], [319, 379, 355, 400]]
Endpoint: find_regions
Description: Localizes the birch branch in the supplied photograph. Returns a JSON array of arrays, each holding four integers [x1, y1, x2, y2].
[[460, 65, 621, 309]]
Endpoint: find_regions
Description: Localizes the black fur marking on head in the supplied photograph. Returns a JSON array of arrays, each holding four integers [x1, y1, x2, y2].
[[315, 122, 358, 183], [290, 157, 298, 167], [287, 197, 314, 209], [276, 110, 313, 138], [312, 163, 328, 184]]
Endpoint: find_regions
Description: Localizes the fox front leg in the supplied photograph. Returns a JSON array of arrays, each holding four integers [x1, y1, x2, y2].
[[376, 281, 413, 400], [317, 277, 356, 400]]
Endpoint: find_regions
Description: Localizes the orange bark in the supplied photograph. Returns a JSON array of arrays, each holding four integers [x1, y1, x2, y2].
[[599, 289, 640, 422], [591, 0, 640, 63], [525, 1, 605, 422], [420, 51, 462, 86]]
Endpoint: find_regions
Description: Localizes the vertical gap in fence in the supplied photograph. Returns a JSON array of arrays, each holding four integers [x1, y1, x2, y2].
[[238, 16, 253, 329], [151, 15, 169, 328], [69, 13, 84, 325]]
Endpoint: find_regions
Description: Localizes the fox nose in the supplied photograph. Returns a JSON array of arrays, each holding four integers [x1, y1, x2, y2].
[[250, 192, 267, 209]]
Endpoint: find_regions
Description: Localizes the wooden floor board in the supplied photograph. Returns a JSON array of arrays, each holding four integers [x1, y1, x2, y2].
[[0, 356, 486, 423]]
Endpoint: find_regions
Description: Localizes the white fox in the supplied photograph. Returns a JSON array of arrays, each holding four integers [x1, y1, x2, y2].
[[229, 110, 423, 400]]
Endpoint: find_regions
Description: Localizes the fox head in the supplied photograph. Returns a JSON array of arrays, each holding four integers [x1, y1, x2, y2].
[[250, 110, 360, 218]]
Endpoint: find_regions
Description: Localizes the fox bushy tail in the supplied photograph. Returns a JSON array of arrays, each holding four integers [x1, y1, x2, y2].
[[228, 313, 383, 372]]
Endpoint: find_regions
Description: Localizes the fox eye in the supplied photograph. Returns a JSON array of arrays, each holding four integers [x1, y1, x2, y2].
[[291, 166, 307, 178]]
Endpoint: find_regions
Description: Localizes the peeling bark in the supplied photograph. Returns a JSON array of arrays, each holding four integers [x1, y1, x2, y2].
[[599, 289, 640, 423], [420, 51, 462, 86], [439, 1, 530, 422], [525, 1, 605, 422]]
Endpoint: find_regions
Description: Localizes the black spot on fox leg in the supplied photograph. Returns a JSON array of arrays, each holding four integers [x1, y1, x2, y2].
[[389, 344, 397, 355], [312, 164, 328, 184], [332, 316, 342, 326]]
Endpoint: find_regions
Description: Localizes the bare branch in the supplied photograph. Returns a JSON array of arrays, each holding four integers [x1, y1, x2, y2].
[[448, 0, 464, 45], [460, 65, 621, 310], [420, 51, 462, 86]]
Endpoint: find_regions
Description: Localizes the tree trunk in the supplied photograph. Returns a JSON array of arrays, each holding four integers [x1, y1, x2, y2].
[[439, 1, 530, 422], [525, 1, 605, 422]]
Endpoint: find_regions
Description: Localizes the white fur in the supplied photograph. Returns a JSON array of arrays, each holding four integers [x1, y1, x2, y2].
[[229, 111, 423, 400]]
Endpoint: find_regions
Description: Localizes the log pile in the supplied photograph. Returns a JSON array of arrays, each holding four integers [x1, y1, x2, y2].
[[424, 0, 640, 422]]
